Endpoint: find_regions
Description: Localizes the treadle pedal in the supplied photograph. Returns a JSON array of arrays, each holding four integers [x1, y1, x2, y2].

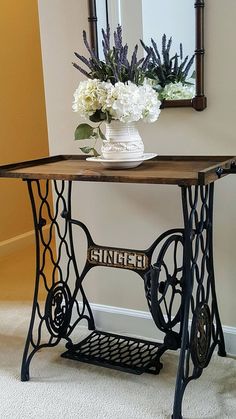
[[61, 330, 163, 375]]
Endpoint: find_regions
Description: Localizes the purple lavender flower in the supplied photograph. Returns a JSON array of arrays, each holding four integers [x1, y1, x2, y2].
[[141, 34, 195, 88], [73, 25, 151, 85]]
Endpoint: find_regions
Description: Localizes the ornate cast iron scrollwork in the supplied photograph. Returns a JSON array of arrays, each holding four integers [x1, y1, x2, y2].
[[190, 303, 211, 369], [144, 234, 184, 340], [21, 180, 95, 381], [45, 282, 72, 337], [172, 184, 226, 419]]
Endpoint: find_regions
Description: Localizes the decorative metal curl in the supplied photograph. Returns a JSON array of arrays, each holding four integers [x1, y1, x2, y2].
[[45, 282, 72, 337], [145, 234, 184, 334], [190, 303, 211, 369]]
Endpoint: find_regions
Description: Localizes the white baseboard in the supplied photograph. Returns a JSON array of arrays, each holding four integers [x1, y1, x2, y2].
[[81, 302, 236, 356]]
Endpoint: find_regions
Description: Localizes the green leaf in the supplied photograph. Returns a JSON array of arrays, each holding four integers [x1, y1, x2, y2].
[[75, 124, 94, 140], [80, 147, 100, 157], [80, 146, 94, 154], [98, 127, 107, 141], [89, 110, 106, 123], [184, 81, 194, 86]]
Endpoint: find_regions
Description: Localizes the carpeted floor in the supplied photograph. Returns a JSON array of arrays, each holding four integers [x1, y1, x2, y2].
[[0, 303, 235, 419]]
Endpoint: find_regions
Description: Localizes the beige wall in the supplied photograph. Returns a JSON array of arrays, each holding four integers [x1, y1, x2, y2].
[[0, 0, 49, 242], [38, 0, 236, 327]]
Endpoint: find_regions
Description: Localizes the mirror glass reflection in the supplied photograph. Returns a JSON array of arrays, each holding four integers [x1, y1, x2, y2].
[[95, 0, 195, 101]]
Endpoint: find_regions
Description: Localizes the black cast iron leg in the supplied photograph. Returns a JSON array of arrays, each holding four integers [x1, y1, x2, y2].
[[172, 184, 226, 419], [171, 186, 193, 419], [65, 181, 95, 332], [207, 186, 226, 358], [21, 181, 42, 381], [21, 179, 95, 381]]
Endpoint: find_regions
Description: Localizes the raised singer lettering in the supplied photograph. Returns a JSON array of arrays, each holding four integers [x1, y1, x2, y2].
[[88, 247, 148, 270]]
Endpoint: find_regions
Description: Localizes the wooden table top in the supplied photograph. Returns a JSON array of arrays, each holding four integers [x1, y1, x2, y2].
[[0, 155, 235, 185]]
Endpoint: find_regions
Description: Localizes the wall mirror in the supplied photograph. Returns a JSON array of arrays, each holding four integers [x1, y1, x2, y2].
[[88, 0, 206, 111]]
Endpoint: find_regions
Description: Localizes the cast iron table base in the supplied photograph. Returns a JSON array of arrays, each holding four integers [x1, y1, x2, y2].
[[1, 155, 234, 418], [21, 179, 225, 419]]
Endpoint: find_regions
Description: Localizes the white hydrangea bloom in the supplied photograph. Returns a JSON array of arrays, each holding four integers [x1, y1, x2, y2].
[[139, 81, 161, 123], [72, 79, 107, 117], [104, 81, 142, 123], [103, 81, 161, 123], [73, 79, 161, 123], [160, 82, 195, 100]]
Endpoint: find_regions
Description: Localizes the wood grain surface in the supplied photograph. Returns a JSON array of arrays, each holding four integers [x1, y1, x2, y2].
[[0, 155, 235, 185]]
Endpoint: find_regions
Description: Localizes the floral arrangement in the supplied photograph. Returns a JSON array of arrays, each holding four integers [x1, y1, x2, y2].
[[72, 26, 195, 156], [158, 82, 194, 101], [72, 79, 160, 124], [72, 26, 161, 156], [141, 34, 195, 100]]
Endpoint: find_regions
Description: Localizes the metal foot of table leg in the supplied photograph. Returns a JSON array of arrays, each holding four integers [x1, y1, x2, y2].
[[218, 346, 227, 357]]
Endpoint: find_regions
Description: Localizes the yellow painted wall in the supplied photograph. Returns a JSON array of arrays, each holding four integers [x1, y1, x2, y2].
[[0, 1, 50, 300], [0, 0, 49, 242]]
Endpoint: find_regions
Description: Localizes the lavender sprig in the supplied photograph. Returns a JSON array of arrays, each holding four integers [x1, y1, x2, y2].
[[130, 45, 138, 70], [120, 44, 128, 66], [72, 62, 91, 78], [167, 37, 172, 53], [183, 55, 195, 78], [173, 53, 178, 74], [122, 44, 129, 66], [162, 34, 167, 58], [141, 50, 152, 72], [74, 52, 91, 69], [142, 34, 195, 88], [102, 26, 110, 50], [82, 30, 99, 62], [151, 38, 161, 62], [177, 55, 189, 77], [73, 25, 150, 85], [180, 43, 183, 60], [114, 25, 123, 50], [117, 25, 122, 47]]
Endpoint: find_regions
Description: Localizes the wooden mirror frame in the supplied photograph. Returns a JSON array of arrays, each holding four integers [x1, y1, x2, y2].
[[87, 0, 206, 111]]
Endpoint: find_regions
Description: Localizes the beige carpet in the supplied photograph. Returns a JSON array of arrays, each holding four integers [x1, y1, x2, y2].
[[0, 303, 235, 419]]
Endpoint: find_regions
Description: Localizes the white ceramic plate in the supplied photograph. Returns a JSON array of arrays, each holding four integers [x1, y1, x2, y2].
[[86, 153, 158, 169]]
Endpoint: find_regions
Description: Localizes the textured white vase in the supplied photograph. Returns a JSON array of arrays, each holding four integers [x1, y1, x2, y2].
[[101, 120, 144, 160]]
